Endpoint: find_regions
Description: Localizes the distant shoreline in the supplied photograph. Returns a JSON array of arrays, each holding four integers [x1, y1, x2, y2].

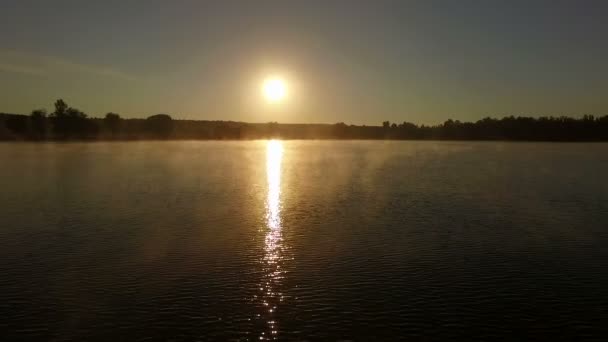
[[2, 137, 608, 143], [2, 99, 608, 142], [3, 113, 608, 142]]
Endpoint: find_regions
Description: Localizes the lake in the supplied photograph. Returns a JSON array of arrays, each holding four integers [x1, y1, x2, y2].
[[1, 141, 607, 341]]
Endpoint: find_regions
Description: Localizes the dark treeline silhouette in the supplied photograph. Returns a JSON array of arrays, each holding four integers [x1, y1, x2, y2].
[[0, 100, 175, 141], [1, 99, 608, 141]]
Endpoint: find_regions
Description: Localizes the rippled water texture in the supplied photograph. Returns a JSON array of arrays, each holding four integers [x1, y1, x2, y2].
[[1, 141, 608, 341]]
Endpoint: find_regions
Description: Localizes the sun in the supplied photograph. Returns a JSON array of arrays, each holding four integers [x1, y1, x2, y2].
[[263, 78, 287, 103]]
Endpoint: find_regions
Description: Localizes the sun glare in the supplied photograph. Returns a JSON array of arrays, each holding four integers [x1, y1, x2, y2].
[[263, 78, 287, 103]]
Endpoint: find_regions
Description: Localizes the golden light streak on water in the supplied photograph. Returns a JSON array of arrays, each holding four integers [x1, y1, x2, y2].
[[266, 140, 283, 230], [258, 140, 284, 340]]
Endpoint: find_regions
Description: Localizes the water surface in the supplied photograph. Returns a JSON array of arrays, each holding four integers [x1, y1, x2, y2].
[[1, 141, 607, 341]]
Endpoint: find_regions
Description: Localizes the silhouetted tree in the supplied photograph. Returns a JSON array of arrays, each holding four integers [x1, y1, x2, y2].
[[333, 122, 348, 138], [104, 112, 121, 137], [30, 109, 48, 139], [146, 114, 173, 138], [0, 116, 10, 139], [54, 99, 68, 117], [266, 121, 279, 138], [49, 99, 70, 138], [5, 114, 28, 136], [66, 107, 90, 138], [48, 99, 96, 138]]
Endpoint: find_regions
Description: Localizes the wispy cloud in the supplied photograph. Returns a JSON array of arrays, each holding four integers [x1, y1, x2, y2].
[[0, 50, 136, 81], [0, 62, 45, 75]]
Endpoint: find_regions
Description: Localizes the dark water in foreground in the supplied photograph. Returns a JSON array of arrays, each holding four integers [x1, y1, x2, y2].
[[1, 141, 607, 341]]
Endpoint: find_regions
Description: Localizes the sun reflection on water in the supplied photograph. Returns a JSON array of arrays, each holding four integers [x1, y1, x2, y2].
[[266, 140, 283, 230], [258, 140, 285, 340]]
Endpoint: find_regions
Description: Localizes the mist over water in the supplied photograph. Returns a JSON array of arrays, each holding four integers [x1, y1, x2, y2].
[[1, 141, 608, 341]]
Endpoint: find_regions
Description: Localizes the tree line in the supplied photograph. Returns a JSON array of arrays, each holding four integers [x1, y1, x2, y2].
[[0, 99, 174, 140], [1, 99, 608, 141]]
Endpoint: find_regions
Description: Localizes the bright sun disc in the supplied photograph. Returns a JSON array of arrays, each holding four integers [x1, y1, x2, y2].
[[263, 78, 287, 103]]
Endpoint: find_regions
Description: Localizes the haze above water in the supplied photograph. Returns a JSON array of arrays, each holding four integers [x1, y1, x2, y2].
[[1, 141, 607, 341]]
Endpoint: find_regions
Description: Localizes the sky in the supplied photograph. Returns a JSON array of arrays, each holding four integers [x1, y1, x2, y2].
[[1, 0, 607, 125]]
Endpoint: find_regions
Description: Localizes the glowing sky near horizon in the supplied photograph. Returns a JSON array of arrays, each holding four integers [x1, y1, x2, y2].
[[1, 0, 607, 125]]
